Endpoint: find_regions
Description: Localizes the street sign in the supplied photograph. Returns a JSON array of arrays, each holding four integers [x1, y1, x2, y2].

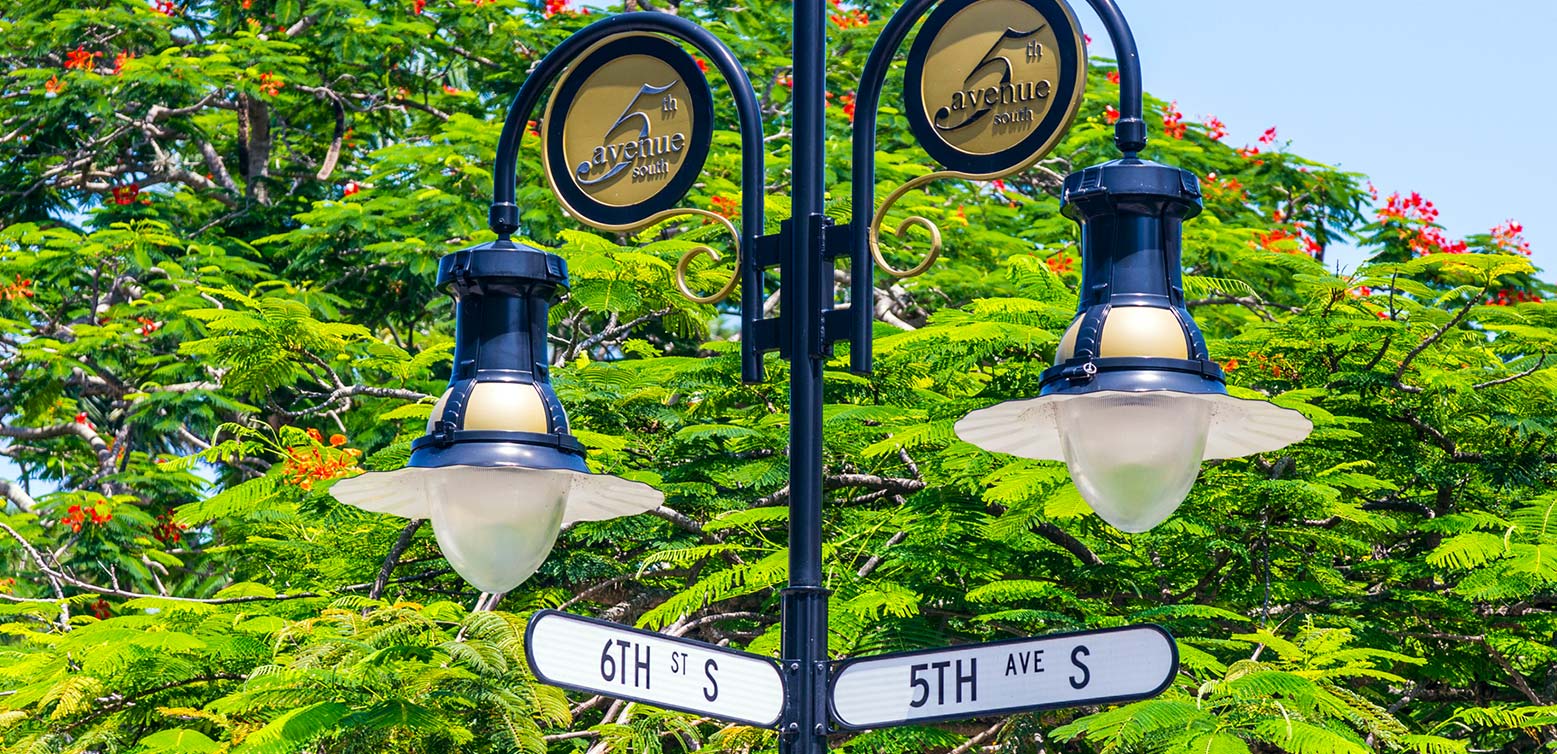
[[903, 0, 1088, 177], [542, 33, 714, 230], [525, 609, 786, 728], [829, 624, 1176, 729]]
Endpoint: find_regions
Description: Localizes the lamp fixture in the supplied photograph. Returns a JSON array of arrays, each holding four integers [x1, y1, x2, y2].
[[331, 239, 663, 593], [955, 158, 1312, 532]]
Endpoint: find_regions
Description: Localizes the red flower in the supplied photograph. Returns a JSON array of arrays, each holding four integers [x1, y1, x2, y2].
[[343, 181, 360, 196], [1375, 191, 1467, 256], [1203, 175, 1244, 202], [1258, 126, 1278, 145], [839, 92, 856, 123], [90, 598, 112, 619], [543, 0, 567, 15], [64, 46, 100, 72], [1044, 254, 1074, 274], [777, 73, 793, 88], [1105, 71, 1120, 85], [135, 316, 162, 336], [1161, 101, 1186, 139], [257, 72, 283, 97], [282, 438, 362, 491], [1203, 115, 1226, 141], [1, 275, 34, 301], [112, 183, 140, 205], [1103, 105, 1119, 125], [696, 57, 709, 74], [152, 0, 177, 15], [1491, 219, 1533, 257], [710, 195, 738, 219], [153, 511, 187, 544], [112, 51, 133, 76], [829, 7, 868, 28], [44, 75, 64, 95], [413, 0, 426, 12], [442, 84, 460, 95], [1256, 228, 1293, 252]]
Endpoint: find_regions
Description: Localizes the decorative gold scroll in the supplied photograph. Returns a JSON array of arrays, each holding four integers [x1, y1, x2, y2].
[[870, 172, 955, 279], [652, 208, 741, 305]]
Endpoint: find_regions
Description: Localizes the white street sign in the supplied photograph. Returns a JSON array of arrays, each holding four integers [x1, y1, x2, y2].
[[525, 609, 786, 728], [830, 624, 1177, 729]]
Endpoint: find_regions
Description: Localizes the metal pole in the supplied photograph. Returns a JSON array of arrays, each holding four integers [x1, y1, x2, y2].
[[781, 0, 829, 750]]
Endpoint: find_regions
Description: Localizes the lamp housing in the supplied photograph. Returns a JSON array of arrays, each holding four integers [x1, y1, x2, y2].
[[956, 159, 1310, 532], [331, 239, 662, 593]]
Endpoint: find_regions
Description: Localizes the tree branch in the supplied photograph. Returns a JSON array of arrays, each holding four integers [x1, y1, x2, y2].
[[1392, 295, 1479, 392], [564, 307, 672, 362], [0, 478, 37, 514], [314, 92, 347, 181], [0, 522, 69, 628], [948, 720, 1006, 754], [1473, 353, 1547, 390], [856, 530, 906, 578], [1033, 521, 1104, 566], [368, 519, 424, 601]]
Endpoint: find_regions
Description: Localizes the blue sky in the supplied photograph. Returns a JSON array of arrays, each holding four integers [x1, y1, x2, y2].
[[1071, 0, 1556, 275]]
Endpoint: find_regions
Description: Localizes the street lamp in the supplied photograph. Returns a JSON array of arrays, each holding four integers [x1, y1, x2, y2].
[[330, 238, 663, 593], [955, 159, 1313, 532], [327, 0, 1313, 750]]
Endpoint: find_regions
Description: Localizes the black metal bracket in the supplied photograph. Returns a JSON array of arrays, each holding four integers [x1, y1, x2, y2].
[[749, 215, 862, 363], [749, 220, 790, 360]]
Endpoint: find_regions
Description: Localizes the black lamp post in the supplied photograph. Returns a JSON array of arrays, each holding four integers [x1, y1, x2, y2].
[[332, 1, 1311, 751]]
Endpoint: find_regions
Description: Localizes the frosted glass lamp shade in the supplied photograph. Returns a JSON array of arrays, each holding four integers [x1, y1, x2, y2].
[[331, 465, 663, 593], [956, 390, 1310, 532], [1055, 392, 1210, 532], [425, 467, 569, 593]]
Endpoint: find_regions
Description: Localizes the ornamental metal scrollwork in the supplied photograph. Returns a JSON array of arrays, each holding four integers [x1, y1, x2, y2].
[[646, 207, 741, 305], [869, 171, 953, 279]]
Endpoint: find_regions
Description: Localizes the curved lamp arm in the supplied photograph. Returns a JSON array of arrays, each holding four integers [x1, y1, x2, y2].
[[1086, 0, 1146, 155], [487, 12, 769, 381]]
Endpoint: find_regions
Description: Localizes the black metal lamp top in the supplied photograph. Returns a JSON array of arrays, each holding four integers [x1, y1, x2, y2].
[[410, 240, 589, 474]]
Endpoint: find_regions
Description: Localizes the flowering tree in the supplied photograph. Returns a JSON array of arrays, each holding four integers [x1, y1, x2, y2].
[[1, 1, 1554, 753]]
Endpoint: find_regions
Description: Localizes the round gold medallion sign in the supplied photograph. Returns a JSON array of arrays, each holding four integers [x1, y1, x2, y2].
[[543, 34, 713, 229], [904, 0, 1087, 176]]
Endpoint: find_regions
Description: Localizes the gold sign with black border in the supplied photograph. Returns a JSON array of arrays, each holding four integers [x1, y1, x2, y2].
[[904, 0, 1087, 177], [543, 34, 714, 230]]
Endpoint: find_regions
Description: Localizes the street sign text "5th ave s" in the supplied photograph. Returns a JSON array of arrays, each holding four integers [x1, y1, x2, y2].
[[525, 610, 786, 728], [829, 624, 1177, 729]]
